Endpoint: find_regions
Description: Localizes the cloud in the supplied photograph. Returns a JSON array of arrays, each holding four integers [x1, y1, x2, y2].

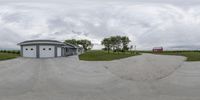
[[0, 28, 24, 49], [0, 1, 200, 50]]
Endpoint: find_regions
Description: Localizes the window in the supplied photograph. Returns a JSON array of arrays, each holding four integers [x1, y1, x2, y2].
[[26, 48, 28, 50], [31, 48, 34, 50], [49, 48, 51, 50], [43, 48, 46, 50]]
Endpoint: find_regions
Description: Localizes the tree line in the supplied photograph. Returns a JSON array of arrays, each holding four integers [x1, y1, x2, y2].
[[0, 50, 20, 54], [101, 36, 131, 53]]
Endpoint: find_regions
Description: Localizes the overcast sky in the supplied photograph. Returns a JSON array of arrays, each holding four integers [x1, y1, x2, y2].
[[0, 0, 200, 50]]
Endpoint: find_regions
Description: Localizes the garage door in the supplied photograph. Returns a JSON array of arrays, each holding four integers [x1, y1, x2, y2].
[[23, 46, 36, 57], [57, 47, 61, 57], [39, 45, 55, 58]]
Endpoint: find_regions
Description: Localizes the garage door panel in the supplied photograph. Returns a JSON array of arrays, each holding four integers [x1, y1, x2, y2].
[[23, 46, 36, 57], [39, 45, 55, 58]]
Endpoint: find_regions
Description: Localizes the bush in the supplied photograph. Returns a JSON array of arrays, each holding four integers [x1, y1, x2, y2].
[[15, 51, 20, 54]]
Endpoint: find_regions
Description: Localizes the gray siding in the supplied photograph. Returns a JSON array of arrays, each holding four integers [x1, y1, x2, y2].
[[20, 46, 23, 56], [64, 48, 77, 56], [55, 46, 57, 57]]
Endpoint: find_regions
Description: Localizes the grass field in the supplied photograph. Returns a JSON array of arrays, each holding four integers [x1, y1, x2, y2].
[[140, 51, 200, 61], [79, 50, 140, 61], [0, 53, 20, 61]]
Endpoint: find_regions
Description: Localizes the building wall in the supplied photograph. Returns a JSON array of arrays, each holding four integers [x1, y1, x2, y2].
[[63, 48, 77, 56], [153, 49, 163, 53], [21, 44, 78, 58]]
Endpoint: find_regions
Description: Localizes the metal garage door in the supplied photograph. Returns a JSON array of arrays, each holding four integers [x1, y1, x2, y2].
[[23, 46, 37, 57], [57, 47, 61, 57], [39, 45, 55, 58]]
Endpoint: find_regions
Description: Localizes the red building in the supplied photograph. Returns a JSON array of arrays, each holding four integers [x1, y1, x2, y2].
[[152, 47, 163, 53]]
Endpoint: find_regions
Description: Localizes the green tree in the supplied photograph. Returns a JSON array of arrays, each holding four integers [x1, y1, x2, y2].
[[64, 39, 93, 51], [110, 36, 122, 53], [64, 39, 78, 45], [110, 36, 117, 51], [121, 36, 131, 51], [101, 35, 131, 53], [77, 39, 93, 51], [115, 36, 122, 53], [101, 38, 112, 53]]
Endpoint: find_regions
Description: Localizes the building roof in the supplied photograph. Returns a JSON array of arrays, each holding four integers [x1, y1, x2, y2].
[[18, 39, 83, 49], [18, 40, 65, 46], [63, 43, 83, 49], [153, 47, 163, 49], [62, 44, 76, 48]]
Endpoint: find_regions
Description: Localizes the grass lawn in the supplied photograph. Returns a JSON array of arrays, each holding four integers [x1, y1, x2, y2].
[[0, 53, 20, 61], [79, 50, 140, 61], [142, 51, 200, 61]]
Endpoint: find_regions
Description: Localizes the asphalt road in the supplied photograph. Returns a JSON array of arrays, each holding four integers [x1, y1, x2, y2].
[[0, 54, 199, 100]]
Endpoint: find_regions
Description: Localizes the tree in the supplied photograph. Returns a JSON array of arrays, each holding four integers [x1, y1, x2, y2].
[[115, 36, 122, 53], [110, 36, 122, 53], [101, 38, 112, 53], [110, 36, 117, 51], [121, 36, 131, 51], [64, 39, 78, 45], [77, 39, 93, 51], [64, 39, 93, 51], [101, 35, 131, 54]]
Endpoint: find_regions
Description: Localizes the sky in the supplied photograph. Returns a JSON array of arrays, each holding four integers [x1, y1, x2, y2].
[[0, 0, 200, 50]]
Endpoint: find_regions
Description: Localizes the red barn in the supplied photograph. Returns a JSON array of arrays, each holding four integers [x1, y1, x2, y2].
[[152, 47, 163, 53]]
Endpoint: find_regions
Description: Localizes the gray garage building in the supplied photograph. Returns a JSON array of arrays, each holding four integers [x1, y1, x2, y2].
[[18, 40, 83, 58]]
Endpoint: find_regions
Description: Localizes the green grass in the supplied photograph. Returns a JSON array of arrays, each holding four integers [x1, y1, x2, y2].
[[79, 50, 140, 61], [0, 53, 20, 61], [139, 51, 200, 61]]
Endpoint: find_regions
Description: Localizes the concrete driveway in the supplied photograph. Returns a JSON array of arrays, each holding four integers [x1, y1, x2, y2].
[[0, 54, 199, 100]]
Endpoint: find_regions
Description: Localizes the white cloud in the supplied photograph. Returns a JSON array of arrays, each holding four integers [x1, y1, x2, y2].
[[0, 1, 200, 50]]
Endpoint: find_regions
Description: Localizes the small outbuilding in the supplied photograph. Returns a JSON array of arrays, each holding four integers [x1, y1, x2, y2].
[[18, 40, 83, 58], [152, 47, 163, 53]]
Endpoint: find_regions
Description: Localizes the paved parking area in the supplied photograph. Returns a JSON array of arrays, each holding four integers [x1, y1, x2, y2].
[[0, 54, 199, 100]]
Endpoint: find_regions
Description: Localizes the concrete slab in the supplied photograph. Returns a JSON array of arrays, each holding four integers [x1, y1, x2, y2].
[[0, 54, 199, 100]]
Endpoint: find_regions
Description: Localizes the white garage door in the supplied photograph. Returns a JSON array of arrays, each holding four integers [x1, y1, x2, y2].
[[57, 47, 61, 57], [39, 45, 55, 58], [23, 46, 37, 57]]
